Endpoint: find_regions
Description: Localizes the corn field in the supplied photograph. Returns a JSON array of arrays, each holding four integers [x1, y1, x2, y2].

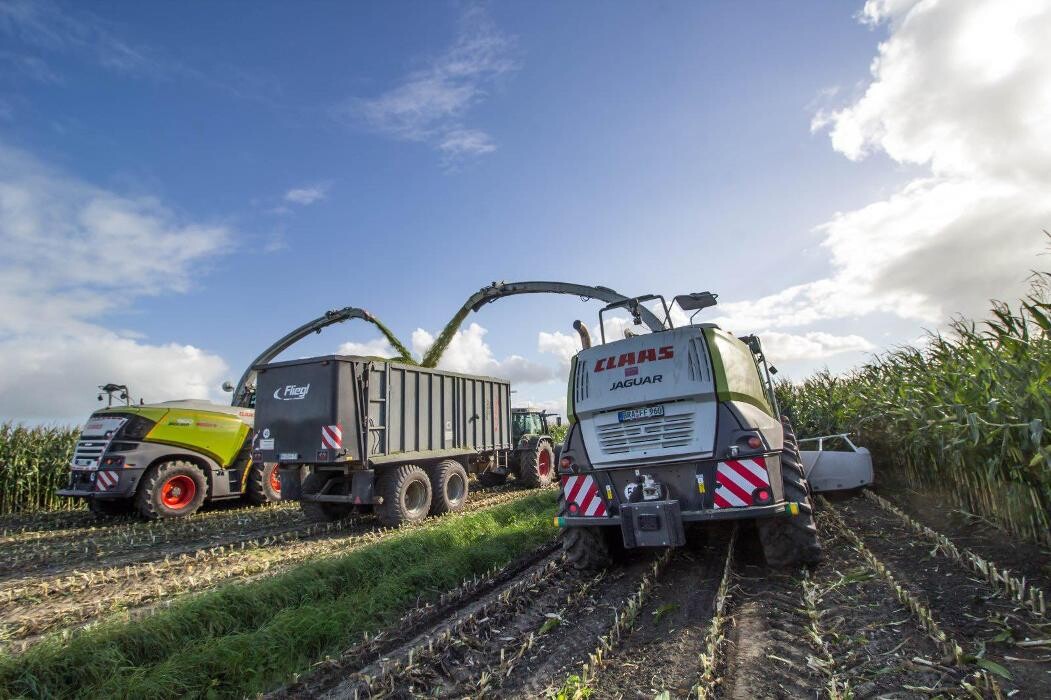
[[0, 424, 80, 515], [777, 271, 1051, 545]]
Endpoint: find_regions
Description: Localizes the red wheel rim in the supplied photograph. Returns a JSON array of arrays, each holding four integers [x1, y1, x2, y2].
[[539, 450, 551, 477], [268, 466, 281, 495], [161, 475, 196, 509]]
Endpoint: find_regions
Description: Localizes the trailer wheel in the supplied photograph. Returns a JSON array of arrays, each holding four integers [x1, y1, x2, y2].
[[136, 460, 207, 519], [300, 472, 354, 522], [519, 442, 555, 488], [559, 488, 612, 571], [377, 464, 432, 527], [477, 470, 508, 488], [428, 460, 468, 516], [245, 462, 281, 504], [758, 418, 823, 568], [88, 499, 134, 518]]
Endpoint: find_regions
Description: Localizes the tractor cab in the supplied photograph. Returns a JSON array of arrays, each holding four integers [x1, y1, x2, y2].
[[511, 409, 561, 443]]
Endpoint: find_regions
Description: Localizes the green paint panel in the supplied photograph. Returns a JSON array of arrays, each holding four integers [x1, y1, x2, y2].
[[703, 328, 774, 416], [145, 408, 250, 467]]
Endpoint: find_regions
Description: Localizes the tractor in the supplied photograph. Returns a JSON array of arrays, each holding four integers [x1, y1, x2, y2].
[[477, 408, 563, 488]]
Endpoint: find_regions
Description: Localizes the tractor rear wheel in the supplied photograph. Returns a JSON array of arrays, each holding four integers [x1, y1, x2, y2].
[[519, 442, 555, 488], [559, 488, 612, 571], [300, 472, 354, 522], [428, 459, 469, 516], [136, 460, 207, 519], [477, 470, 508, 488], [377, 464, 432, 527], [245, 462, 281, 504], [88, 498, 134, 518], [758, 417, 823, 568]]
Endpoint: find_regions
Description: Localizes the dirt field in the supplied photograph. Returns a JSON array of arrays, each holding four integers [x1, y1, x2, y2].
[[3, 485, 1049, 698]]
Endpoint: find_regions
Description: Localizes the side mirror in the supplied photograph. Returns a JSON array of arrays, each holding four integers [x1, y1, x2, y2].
[[221, 381, 235, 393], [673, 291, 718, 311], [769, 366, 778, 375]]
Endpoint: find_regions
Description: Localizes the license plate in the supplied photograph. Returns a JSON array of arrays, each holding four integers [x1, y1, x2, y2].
[[618, 405, 664, 423]]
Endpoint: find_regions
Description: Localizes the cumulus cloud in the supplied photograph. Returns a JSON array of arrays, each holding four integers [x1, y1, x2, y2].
[[730, 0, 1051, 339], [336, 338, 397, 358], [341, 4, 517, 164], [284, 183, 329, 206], [412, 323, 556, 384], [758, 331, 875, 363], [0, 142, 231, 423]]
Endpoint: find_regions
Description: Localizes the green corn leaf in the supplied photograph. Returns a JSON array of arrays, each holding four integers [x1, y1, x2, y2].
[[976, 658, 1012, 680]]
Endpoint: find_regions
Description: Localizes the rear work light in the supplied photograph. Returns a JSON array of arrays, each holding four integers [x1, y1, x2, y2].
[[752, 486, 772, 504]]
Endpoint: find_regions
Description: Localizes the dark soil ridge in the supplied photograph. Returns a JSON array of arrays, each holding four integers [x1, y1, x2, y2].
[[876, 484, 1051, 599], [585, 529, 732, 699], [271, 541, 561, 698], [831, 496, 1051, 697]]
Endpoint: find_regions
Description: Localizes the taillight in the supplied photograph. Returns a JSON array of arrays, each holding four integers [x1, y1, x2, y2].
[[747, 436, 762, 450], [560, 457, 572, 469], [752, 486, 772, 504], [101, 455, 125, 468]]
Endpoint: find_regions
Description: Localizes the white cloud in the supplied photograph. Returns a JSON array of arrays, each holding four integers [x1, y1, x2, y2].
[[537, 331, 580, 372], [342, 4, 517, 163], [758, 331, 875, 363], [0, 142, 232, 423], [336, 338, 396, 358], [412, 322, 556, 384], [284, 183, 329, 206], [729, 0, 1051, 342]]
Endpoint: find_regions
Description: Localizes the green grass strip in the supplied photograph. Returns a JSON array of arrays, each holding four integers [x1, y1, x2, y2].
[[0, 491, 557, 699]]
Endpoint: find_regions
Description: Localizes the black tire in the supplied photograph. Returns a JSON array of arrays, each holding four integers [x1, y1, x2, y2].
[[428, 459, 469, 515], [377, 464, 432, 527], [245, 462, 281, 504], [518, 442, 556, 488], [300, 472, 354, 522], [135, 460, 207, 519], [559, 488, 612, 571], [477, 470, 508, 487], [88, 499, 134, 518], [758, 418, 823, 568]]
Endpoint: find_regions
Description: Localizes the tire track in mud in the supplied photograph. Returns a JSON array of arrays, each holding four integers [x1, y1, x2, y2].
[[826, 495, 1049, 697], [577, 528, 733, 700], [0, 487, 539, 653]]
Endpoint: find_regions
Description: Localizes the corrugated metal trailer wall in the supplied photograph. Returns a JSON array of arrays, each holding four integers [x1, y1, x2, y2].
[[366, 361, 511, 459]]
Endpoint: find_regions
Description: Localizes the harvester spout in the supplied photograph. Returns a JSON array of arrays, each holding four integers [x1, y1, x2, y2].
[[573, 320, 592, 349]]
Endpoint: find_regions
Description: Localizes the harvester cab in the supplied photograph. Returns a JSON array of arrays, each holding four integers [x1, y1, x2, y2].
[[556, 291, 825, 570]]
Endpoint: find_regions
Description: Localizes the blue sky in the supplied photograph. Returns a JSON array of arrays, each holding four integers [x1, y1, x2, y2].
[[2, 0, 1049, 422]]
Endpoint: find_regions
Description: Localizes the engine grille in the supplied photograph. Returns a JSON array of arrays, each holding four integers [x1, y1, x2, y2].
[[71, 417, 126, 470], [596, 413, 694, 455]]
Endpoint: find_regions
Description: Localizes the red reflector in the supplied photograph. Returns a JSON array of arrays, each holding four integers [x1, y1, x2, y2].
[[753, 487, 771, 504], [568, 502, 579, 514], [747, 436, 762, 449]]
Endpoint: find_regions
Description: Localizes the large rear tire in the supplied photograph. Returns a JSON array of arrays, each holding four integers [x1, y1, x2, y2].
[[758, 417, 823, 568], [135, 460, 207, 519], [377, 464, 432, 527], [428, 459, 469, 515], [245, 462, 281, 504], [559, 488, 612, 571], [518, 442, 555, 488], [300, 472, 354, 522]]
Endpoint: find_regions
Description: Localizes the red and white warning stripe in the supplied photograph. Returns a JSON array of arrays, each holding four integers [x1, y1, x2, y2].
[[321, 424, 343, 451], [713, 457, 769, 509], [561, 474, 607, 517], [95, 470, 119, 492]]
